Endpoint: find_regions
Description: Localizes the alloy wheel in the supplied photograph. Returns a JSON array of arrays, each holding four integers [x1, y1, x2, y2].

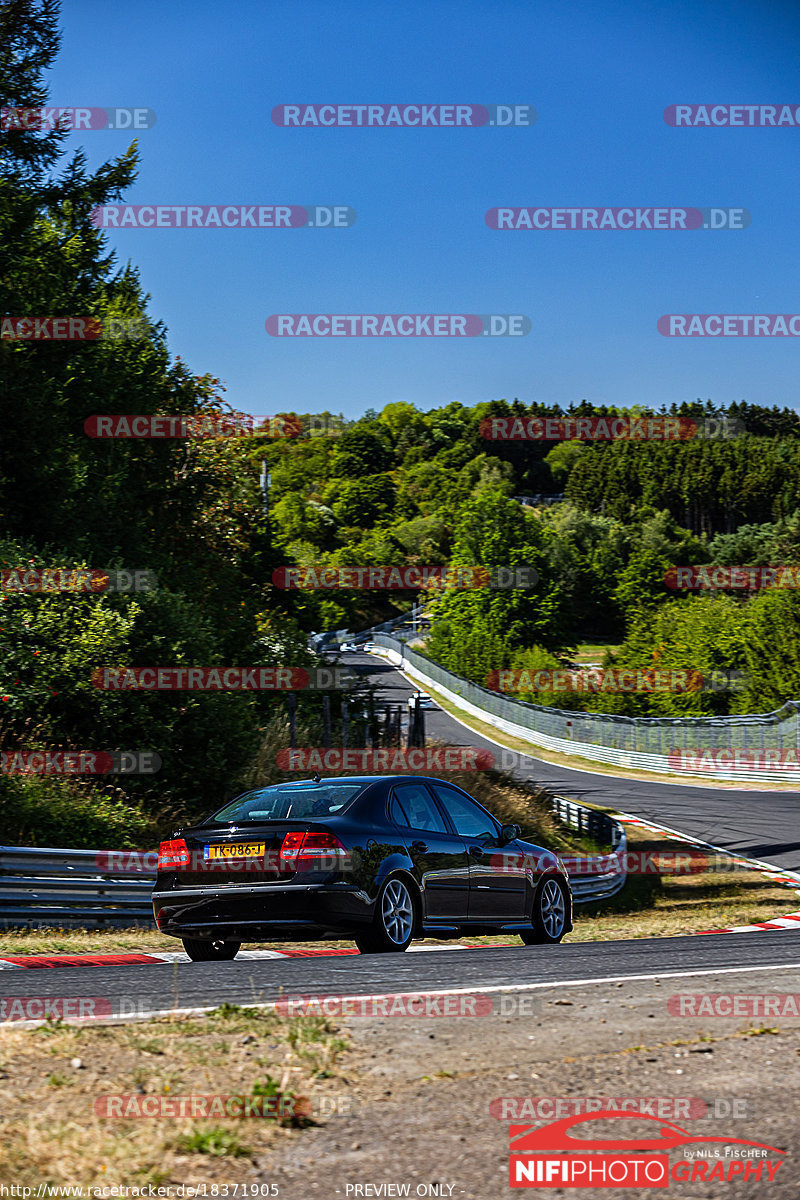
[[539, 878, 566, 939], [381, 878, 414, 945]]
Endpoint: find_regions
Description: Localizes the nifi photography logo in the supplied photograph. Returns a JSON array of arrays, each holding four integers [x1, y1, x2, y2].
[[508, 1111, 785, 1188]]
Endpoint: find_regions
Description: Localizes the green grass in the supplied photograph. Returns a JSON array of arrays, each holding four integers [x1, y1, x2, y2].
[[571, 641, 623, 664], [173, 1129, 251, 1157]]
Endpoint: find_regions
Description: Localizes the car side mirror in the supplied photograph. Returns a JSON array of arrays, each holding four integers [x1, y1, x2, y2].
[[499, 824, 521, 845]]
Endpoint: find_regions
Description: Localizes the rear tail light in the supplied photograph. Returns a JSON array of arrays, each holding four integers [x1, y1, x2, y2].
[[278, 830, 305, 868], [279, 830, 348, 872], [157, 838, 190, 870], [299, 831, 349, 868]]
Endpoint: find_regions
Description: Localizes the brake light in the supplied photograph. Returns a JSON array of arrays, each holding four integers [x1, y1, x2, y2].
[[279, 831, 305, 869], [157, 838, 190, 870], [299, 831, 348, 866], [279, 830, 348, 872]]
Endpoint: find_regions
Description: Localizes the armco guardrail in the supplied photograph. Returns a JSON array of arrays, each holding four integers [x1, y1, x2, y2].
[[351, 608, 429, 645], [0, 845, 156, 929], [550, 794, 627, 904], [311, 608, 427, 651], [373, 633, 800, 783], [0, 803, 626, 927]]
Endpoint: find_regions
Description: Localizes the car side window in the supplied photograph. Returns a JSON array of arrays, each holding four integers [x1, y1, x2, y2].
[[391, 784, 448, 834], [389, 794, 411, 828], [429, 784, 498, 840]]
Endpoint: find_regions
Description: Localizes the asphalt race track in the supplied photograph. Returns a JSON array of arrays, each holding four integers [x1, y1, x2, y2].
[[349, 650, 800, 872], [0, 932, 798, 1017], [2, 649, 798, 1023]]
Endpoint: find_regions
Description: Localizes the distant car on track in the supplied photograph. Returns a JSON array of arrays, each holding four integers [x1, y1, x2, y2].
[[407, 690, 436, 709], [152, 775, 573, 961], [340, 642, 358, 653]]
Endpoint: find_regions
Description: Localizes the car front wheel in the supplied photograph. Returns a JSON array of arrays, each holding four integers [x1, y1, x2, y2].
[[355, 876, 416, 953], [520, 877, 568, 945], [181, 937, 241, 962]]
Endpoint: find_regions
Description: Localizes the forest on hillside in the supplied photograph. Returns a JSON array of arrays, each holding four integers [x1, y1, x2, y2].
[[4, 3, 800, 846]]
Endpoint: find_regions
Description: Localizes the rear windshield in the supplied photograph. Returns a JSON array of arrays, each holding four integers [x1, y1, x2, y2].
[[207, 782, 365, 824]]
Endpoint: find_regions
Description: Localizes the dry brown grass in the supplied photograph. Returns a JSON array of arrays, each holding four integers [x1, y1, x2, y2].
[[0, 1005, 351, 1187]]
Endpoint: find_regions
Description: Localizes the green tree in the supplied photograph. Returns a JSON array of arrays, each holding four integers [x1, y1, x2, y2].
[[425, 493, 570, 681], [331, 475, 397, 527]]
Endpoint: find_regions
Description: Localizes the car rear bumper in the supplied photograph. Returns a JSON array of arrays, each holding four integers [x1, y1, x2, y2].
[[152, 882, 372, 942]]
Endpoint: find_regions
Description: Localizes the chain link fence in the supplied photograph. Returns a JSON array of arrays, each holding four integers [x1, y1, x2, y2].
[[374, 635, 800, 783]]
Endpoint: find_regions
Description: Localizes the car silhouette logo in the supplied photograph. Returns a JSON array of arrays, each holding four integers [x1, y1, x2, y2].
[[510, 1111, 786, 1155]]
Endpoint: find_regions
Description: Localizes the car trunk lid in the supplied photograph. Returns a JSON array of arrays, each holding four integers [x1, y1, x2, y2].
[[159, 823, 348, 887]]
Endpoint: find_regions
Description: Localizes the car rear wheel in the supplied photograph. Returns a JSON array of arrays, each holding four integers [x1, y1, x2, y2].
[[355, 876, 416, 953], [181, 937, 241, 962], [519, 877, 567, 945]]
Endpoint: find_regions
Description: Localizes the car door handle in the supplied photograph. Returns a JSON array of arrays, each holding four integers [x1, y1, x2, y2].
[[469, 846, 485, 859], [411, 840, 428, 853]]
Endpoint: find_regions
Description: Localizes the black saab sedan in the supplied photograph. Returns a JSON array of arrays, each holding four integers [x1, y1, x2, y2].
[[152, 775, 573, 960]]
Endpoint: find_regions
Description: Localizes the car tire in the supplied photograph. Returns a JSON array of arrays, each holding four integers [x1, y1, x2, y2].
[[355, 875, 416, 953], [519, 876, 568, 945], [181, 937, 241, 962]]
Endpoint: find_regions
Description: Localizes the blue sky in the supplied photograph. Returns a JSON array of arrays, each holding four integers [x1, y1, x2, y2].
[[48, 0, 800, 418]]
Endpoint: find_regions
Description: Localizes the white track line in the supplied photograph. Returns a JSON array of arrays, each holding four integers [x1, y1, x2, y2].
[[614, 809, 800, 889], [4, 959, 800, 1029]]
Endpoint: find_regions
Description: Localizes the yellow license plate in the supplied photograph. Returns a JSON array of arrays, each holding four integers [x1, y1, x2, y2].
[[205, 841, 265, 861]]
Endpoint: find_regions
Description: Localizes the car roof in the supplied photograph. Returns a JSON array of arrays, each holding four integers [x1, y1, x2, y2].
[[267, 775, 457, 786]]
